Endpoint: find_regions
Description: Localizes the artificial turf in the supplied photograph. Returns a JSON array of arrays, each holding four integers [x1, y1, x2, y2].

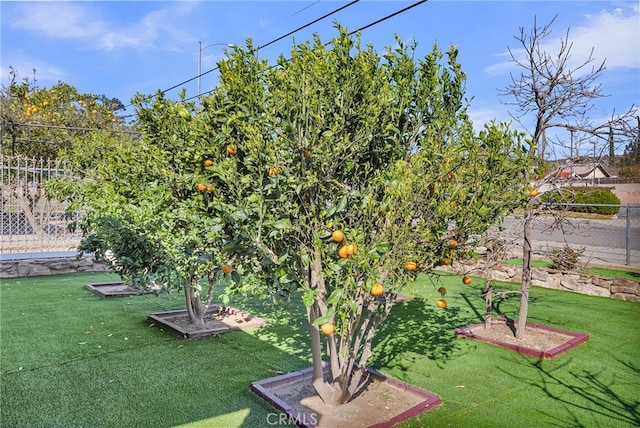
[[1, 271, 638, 427]]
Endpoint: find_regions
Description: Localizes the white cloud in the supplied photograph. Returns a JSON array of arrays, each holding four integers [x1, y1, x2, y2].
[[7, 1, 198, 52], [9, 2, 108, 41], [486, 4, 640, 76], [577, 6, 640, 69]]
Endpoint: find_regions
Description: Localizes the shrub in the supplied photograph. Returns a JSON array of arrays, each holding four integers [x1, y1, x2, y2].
[[618, 166, 640, 178], [541, 187, 620, 215], [549, 245, 584, 271]]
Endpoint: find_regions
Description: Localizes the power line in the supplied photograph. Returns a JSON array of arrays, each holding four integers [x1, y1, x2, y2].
[[348, 0, 426, 35], [256, 0, 359, 51], [191, 0, 361, 100], [2, 121, 141, 135], [124, 0, 360, 109], [189, 0, 428, 102], [291, 1, 321, 17]]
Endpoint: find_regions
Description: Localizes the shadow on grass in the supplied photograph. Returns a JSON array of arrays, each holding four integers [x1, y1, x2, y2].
[[369, 296, 478, 371], [141, 290, 314, 370], [459, 286, 541, 326], [499, 355, 640, 427], [0, 274, 318, 428], [241, 296, 313, 366]]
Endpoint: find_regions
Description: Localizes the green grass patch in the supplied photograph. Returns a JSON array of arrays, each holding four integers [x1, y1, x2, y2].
[[583, 266, 640, 281], [503, 257, 553, 268], [1, 271, 639, 427]]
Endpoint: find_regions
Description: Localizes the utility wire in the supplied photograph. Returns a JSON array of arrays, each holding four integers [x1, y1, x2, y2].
[[255, 0, 359, 51], [5, 2, 427, 140], [189, 0, 360, 91], [348, 0, 426, 35], [291, 1, 321, 17], [3, 121, 141, 135], [189, 0, 428, 102], [124, 0, 360, 109]]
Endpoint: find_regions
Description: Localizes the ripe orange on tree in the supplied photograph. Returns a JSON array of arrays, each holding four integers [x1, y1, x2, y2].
[[268, 167, 280, 176], [320, 322, 335, 335], [529, 189, 539, 197], [441, 257, 451, 266], [462, 276, 472, 285], [222, 264, 232, 274], [204, 159, 213, 167], [404, 261, 417, 271], [338, 245, 350, 258], [196, 183, 207, 192], [370, 283, 385, 297], [436, 298, 448, 308], [448, 239, 458, 247], [332, 230, 345, 243], [226, 144, 237, 155]]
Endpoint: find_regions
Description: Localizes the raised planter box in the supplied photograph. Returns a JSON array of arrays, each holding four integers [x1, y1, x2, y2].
[[148, 305, 265, 339], [85, 281, 138, 297], [251, 365, 441, 428], [455, 317, 590, 359]]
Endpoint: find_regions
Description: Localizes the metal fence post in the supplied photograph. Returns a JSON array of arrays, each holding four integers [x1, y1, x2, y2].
[[626, 205, 631, 266]]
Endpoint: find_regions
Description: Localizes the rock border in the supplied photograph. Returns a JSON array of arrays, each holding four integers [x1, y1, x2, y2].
[[1, 254, 109, 278], [438, 260, 640, 302]]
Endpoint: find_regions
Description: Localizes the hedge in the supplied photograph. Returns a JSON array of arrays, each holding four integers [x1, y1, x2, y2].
[[541, 187, 620, 215]]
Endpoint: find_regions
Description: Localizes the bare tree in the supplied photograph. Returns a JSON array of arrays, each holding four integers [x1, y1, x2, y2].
[[499, 15, 636, 338], [500, 15, 608, 158], [501, 15, 638, 161]]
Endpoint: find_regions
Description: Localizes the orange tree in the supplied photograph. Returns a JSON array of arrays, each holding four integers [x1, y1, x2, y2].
[[49, 90, 250, 326], [1, 68, 125, 158], [183, 27, 531, 404], [63, 27, 530, 403]]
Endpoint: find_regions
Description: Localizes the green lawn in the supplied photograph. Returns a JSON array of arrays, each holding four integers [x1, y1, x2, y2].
[[1, 271, 638, 427]]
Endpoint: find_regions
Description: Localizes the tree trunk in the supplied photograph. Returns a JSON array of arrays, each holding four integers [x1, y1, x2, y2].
[[608, 127, 615, 165], [484, 279, 493, 329], [307, 303, 348, 405], [517, 200, 534, 338], [184, 279, 205, 326], [636, 116, 640, 164], [15, 191, 44, 236], [306, 248, 349, 406]]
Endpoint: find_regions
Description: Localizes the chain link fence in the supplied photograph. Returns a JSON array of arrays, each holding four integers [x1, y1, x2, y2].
[[495, 204, 640, 268], [2, 156, 639, 268], [1, 156, 82, 255]]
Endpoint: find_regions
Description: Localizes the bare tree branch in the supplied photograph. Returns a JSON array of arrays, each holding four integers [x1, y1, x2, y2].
[[498, 15, 613, 159]]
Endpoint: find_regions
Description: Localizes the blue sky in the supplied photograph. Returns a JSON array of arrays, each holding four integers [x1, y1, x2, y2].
[[1, 1, 638, 158]]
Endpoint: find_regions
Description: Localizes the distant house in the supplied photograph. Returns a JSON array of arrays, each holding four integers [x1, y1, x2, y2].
[[555, 162, 615, 180]]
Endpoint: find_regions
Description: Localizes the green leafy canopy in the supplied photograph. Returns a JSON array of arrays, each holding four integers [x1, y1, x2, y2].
[[73, 25, 531, 404]]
